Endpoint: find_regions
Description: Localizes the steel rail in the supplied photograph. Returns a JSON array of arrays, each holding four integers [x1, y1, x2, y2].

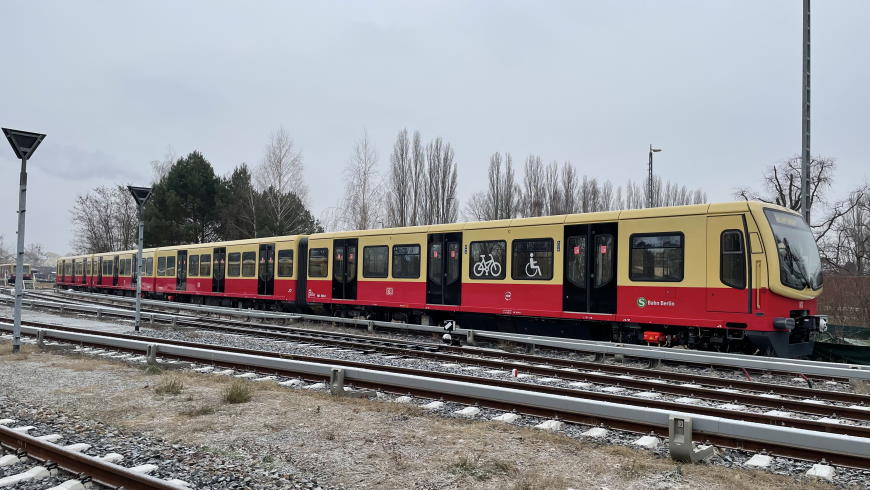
[[0, 425, 184, 489], [4, 322, 870, 468], [44, 288, 870, 380], [5, 294, 870, 410]]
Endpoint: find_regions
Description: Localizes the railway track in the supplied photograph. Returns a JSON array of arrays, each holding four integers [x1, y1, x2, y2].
[[2, 317, 870, 471], [0, 419, 185, 489], [7, 291, 870, 413]]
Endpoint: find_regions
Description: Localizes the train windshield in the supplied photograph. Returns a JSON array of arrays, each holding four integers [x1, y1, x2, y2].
[[764, 208, 822, 291]]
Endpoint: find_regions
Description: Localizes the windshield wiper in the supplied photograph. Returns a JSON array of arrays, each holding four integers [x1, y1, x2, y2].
[[781, 238, 811, 289]]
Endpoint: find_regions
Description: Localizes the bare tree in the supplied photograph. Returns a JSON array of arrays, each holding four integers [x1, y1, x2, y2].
[[24, 243, 47, 266], [340, 130, 383, 230], [624, 180, 645, 210], [819, 186, 870, 274], [386, 129, 412, 227], [464, 152, 521, 221], [70, 186, 137, 253], [256, 127, 308, 234], [543, 161, 562, 215], [409, 131, 426, 225], [150, 146, 177, 184], [521, 155, 546, 217], [0, 235, 12, 263], [560, 162, 579, 214]]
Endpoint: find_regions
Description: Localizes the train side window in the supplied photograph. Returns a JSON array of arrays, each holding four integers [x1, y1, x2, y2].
[[308, 248, 328, 278], [189, 255, 199, 277], [629, 233, 684, 282], [721, 230, 746, 289], [227, 252, 241, 277], [200, 254, 211, 277], [392, 245, 421, 279], [242, 252, 256, 277], [277, 250, 293, 277], [363, 246, 389, 278], [166, 256, 176, 277], [145, 257, 153, 275], [157, 256, 166, 276], [511, 238, 554, 280], [469, 240, 506, 280]]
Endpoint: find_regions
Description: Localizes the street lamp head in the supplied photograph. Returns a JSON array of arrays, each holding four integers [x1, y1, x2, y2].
[[127, 185, 153, 209], [3, 128, 46, 160], [651, 147, 662, 153]]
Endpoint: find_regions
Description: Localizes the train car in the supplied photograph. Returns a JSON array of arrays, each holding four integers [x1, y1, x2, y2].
[[302, 202, 825, 357], [1, 263, 33, 285], [56, 201, 825, 357]]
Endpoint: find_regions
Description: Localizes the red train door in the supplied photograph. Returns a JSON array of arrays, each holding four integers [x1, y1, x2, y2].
[[563, 222, 618, 314], [258, 243, 275, 296], [706, 215, 750, 313], [332, 239, 358, 300], [212, 248, 226, 293], [176, 251, 188, 291]]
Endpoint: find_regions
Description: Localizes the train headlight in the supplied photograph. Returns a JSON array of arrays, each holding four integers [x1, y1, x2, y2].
[[818, 317, 828, 333]]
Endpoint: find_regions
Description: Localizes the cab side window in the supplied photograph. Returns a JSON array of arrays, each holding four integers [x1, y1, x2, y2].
[[721, 230, 746, 289]]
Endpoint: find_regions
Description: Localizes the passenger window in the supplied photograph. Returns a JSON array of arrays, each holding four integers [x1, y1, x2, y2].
[[469, 240, 506, 280], [157, 256, 166, 276], [166, 256, 176, 277], [392, 245, 421, 279], [200, 254, 211, 277], [277, 250, 293, 277], [511, 239, 554, 280], [629, 233, 684, 282], [228, 252, 241, 277], [363, 246, 389, 278], [242, 252, 256, 277], [721, 230, 746, 289], [594, 234, 614, 288], [308, 248, 328, 277], [189, 255, 199, 277], [145, 257, 153, 275]]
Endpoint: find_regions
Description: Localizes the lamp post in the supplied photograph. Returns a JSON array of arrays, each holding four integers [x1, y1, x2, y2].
[[801, 0, 811, 224], [648, 145, 662, 208], [2, 128, 46, 353], [127, 186, 152, 333]]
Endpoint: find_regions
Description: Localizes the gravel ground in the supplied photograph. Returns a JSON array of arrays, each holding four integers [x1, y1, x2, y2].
[[131, 325, 870, 429], [0, 338, 864, 489]]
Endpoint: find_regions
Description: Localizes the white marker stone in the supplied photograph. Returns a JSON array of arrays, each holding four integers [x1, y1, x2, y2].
[[744, 454, 772, 468], [633, 435, 660, 450], [535, 419, 564, 431], [100, 453, 124, 463], [130, 464, 159, 474], [35, 434, 62, 442], [763, 410, 793, 418], [421, 401, 445, 410], [806, 463, 836, 481], [454, 406, 481, 417], [636, 391, 661, 399], [393, 395, 413, 403], [581, 427, 609, 438], [63, 443, 92, 453], [491, 413, 521, 423], [304, 382, 327, 390]]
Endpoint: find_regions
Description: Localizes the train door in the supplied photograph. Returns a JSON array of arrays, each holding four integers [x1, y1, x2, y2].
[[296, 239, 309, 305], [332, 238, 358, 300], [258, 243, 275, 296], [82, 259, 88, 285], [97, 258, 103, 285], [563, 223, 617, 314], [112, 256, 119, 286], [706, 215, 749, 313], [212, 247, 226, 293], [426, 232, 462, 305], [176, 251, 188, 291]]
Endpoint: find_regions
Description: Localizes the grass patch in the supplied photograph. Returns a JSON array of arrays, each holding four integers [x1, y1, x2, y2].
[[448, 453, 516, 482], [142, 364, 163, 375], [180, 406, 216, 417], [222, 379, 253, 404], [508, 472, 571, 490], [154, 374, 184, 395]]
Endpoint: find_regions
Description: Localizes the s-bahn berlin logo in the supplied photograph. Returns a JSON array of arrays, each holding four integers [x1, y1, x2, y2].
[[637, 297, 676, 308], [636, 297, 647, 308]]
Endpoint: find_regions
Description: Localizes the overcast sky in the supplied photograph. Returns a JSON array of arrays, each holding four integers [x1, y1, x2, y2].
[[1, 1, 868, 254]]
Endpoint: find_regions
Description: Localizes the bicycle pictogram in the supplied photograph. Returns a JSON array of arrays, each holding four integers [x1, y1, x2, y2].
[[473, 254, 501, 277]]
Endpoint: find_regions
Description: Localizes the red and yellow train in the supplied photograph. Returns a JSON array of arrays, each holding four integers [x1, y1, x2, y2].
[[56, 201, 827, 357], [1, 263, 33, 284]]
